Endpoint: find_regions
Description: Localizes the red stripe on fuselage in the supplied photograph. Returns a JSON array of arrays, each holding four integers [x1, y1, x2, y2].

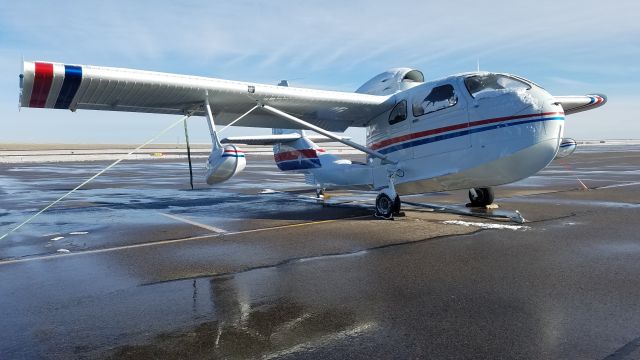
[[29, 62, 55, 108], [274, 149, 318, 162], [369, 111, 565, 150]]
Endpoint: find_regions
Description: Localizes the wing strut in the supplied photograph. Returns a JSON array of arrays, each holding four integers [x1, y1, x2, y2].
[[204, 98, 222, 151], [183, 118, 194, 190], [204, 98, 259, 149], [261, 104, 396, 164]]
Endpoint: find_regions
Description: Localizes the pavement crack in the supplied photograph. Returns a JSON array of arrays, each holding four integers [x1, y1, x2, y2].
[[523, 212, 579, 225], [602, 335, 640, 360], [139, 228, 486, 287]]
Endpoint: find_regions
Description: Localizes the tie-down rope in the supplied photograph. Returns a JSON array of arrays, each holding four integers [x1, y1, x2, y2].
[[1, 104, 261, 241], [0, 114, 191, 241]]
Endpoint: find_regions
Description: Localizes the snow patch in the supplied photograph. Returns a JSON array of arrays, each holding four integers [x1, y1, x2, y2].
[[475, 88, 542, 111], [260, 189, 281, 194], [69, 231, 89, 235], [50, 236, 65, 241], [443, 220, 530, 231]]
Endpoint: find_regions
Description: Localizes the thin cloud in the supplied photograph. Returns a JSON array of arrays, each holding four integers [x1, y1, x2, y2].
[[1, 0, 639, 142]]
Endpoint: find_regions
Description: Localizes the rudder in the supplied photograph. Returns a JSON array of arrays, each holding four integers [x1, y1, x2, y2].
[[272, 128, 323, 171]]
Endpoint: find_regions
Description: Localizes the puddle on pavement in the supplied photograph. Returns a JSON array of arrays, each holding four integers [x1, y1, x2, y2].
[[78, 271, 370, 359]]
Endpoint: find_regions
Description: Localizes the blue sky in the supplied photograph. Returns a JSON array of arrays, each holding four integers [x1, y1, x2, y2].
[[1, 0, 638, 144]]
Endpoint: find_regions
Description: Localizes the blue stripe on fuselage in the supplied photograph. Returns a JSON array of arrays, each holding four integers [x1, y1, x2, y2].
[[378, 116, 565, 155], [276, 158, 321, 171]]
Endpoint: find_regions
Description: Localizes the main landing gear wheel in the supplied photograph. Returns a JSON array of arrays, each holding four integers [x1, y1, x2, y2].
[[468, 187, 494, 207], [376, 193, 401, 219], [392, 195, 401, 215]]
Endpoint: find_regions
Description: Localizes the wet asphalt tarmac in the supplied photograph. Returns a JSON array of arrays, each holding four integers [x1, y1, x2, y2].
[[1, 146, 640, 359]]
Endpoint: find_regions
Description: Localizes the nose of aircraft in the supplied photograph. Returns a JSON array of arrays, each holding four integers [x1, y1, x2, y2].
[[532, 87, 566, 162]]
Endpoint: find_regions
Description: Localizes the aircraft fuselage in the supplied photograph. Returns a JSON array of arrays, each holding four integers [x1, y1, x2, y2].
[[312, 72, 564, 194]]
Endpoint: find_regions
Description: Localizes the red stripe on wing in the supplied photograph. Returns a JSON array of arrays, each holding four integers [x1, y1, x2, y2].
[[29, 62, 54, 108]]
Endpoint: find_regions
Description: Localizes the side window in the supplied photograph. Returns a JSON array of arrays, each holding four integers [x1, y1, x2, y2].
[[388, 100, 407, 125], [412, 84, 457, 117]]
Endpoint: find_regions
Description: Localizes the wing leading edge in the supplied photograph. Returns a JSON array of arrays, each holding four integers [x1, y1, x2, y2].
[[19, 61, 393, 132]]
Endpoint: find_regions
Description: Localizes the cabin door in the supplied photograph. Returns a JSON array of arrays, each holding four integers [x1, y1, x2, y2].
[[410, 83, 470, 159]]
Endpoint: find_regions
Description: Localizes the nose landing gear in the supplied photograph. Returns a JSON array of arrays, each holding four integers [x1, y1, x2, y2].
[[375, 193, 402, 219], [375, 169, 403, 219], [468, 187, 494, 207]]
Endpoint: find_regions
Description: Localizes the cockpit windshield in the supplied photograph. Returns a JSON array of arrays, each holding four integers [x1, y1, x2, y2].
[[464, 74, 531, 98]]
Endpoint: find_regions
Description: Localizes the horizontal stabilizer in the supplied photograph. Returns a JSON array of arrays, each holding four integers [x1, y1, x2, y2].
[[221, 134, 351, 145], [554, 94, 607, 115]]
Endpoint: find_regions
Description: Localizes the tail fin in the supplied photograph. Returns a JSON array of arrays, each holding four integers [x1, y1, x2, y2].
[[271, 80, 336, 171], [272, 128, 326, 171]]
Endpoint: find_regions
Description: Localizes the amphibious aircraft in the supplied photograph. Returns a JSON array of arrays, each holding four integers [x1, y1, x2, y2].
[[18, 61, 606, 218]]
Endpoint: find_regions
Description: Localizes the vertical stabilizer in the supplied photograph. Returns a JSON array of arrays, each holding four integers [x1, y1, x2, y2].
[[272, 128, 324, 171], [271, 79, 339, 172]]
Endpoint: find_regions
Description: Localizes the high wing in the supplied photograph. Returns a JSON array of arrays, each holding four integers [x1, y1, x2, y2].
[[221, 134, 351, 145], [19, 61, 393, 132], [554, 94, 607, 115]]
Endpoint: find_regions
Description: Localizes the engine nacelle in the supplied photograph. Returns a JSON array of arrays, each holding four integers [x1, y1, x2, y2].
[[355, 68, 424, 96], [205, 144, 246, 185], [556, 138, 577, 159]]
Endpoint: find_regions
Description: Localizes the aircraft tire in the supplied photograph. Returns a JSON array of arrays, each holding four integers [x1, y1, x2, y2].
[[392, 195, 401, 215], [468, 187, 494, 206], [375, 193, 395, 219]]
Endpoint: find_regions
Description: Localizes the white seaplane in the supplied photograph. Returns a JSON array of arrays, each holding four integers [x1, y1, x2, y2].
[[19, 61, 606, 218]]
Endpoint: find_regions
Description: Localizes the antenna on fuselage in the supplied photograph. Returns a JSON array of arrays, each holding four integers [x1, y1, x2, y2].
[[476, 57, 480, 72]]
